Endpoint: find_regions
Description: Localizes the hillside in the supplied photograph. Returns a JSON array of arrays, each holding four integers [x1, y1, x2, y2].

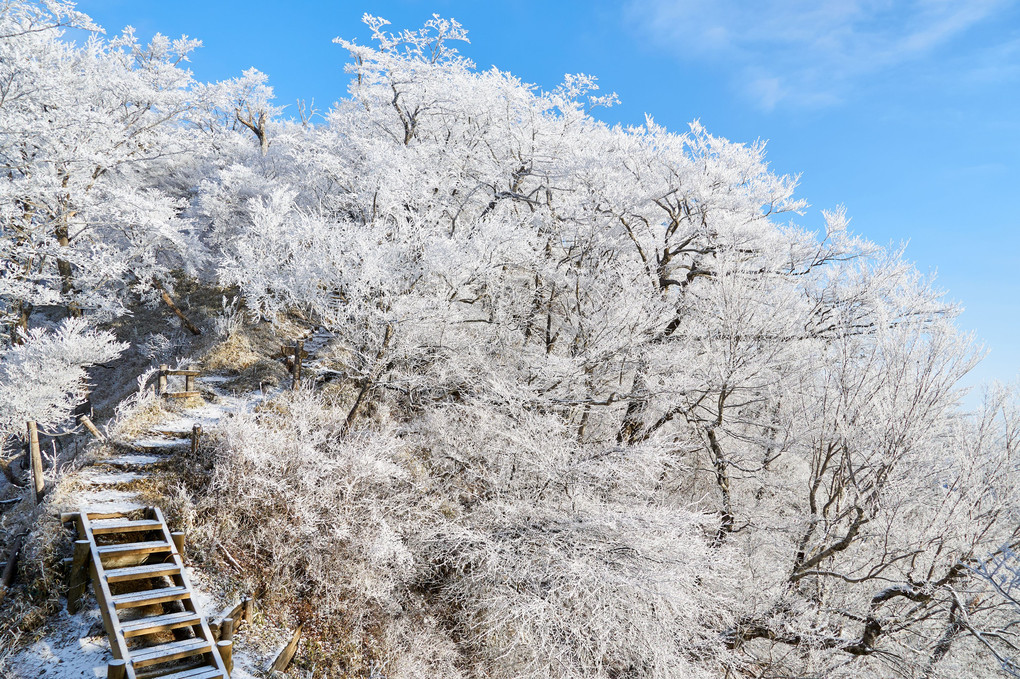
[[1, 2, 1018, 678]]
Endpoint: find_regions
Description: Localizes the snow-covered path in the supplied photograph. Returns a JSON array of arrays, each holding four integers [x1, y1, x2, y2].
[[5, 369, 284, 679]]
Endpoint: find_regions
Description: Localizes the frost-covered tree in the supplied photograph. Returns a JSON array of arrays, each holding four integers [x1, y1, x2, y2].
[[194, 14, 1020, 678], [0, 0, 202, 340]]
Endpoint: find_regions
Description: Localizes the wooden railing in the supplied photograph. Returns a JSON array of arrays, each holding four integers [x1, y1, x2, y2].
[[157, 365, 201, 398]]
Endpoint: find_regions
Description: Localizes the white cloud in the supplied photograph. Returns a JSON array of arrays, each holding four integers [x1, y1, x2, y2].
[[625, 0, 1009, 110]]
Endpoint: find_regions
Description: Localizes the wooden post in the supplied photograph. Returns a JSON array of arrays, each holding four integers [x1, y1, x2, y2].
[[171, 532, 185, 561], [292, 340, 304, 390], [78, 415, 105, 441], [107, 659, 127, 679], [185, 368, 195, 393], [67, 539, 91, 613], [26, 421, 43, 504], [158, 365, 168, 395], [217, 639, 234, 675], [221, 617, 235, 642], [190, 424, 202, 456], [243, 597, 254, 624], [0, 533, 25, 604]]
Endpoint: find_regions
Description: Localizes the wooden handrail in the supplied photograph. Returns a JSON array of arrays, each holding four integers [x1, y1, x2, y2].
[[154, 365, 201, 397]]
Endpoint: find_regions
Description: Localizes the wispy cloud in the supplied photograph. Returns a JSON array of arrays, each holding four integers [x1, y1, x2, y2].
[[624, 0, 1011, 110]]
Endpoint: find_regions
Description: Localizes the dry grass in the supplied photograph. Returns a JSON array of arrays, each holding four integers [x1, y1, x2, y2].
[[220, 358, 289, 393], [203, 331, 262, 372], [107, 383, 170, 442], [0, 498, 73, 643]]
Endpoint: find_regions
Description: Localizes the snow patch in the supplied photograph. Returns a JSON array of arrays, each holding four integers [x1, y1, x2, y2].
[[79, 472, 142, 486], [101, 454, 162, 468], [7, 607, 109, 679], [130, 437, 188, 448]]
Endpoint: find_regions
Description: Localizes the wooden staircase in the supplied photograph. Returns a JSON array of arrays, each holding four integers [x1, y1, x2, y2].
[[62, 507, 230, 679]]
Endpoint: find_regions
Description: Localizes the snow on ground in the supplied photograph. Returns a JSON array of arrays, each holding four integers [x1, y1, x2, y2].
[[301, 327, 333, 354], [100, 454, 163, 468], [127, 437, 189, 449], [6, 607, 109, 679], [73, 489, 146, 514], [158, 381, 279, 434], [7, 601, 267, 679], [196, 374, 230, 383], [184, 566, 218, 616], [76, 472, 143, 486]]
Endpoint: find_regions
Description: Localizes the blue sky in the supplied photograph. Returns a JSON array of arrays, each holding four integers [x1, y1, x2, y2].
[[76, 0, 1020, 402]]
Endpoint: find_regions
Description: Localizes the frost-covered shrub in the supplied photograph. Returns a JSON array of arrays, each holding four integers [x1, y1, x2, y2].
[[420, 503, 733, 679], [192, 392, 425, 666], [192, 389, 739, 678], [0, 318, 125, 446]]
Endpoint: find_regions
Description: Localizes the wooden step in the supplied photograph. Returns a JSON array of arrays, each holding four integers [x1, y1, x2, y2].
[[139, 665, 225, 679], [111, 585, 190, 609], [120, 611, 201, 637], [91, 519, 163, 535], [86, 510, 131, 520], [97, 540, 172, 558], [130, 638, 211, 668], [104, 562, 181, 583]]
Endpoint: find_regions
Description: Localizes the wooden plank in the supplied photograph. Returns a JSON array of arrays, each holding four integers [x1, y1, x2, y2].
[[214, 599, 249, 633], [148, 667, 224, 679], [79, 415, 107, 441], [171, 532, 185, 560], [220, 618, 234, 642], [165, 391, 201, 399], [86, 510, 131, 520], [104, 562, 181, 583], [111, 585, 190, 609], [216, 640, 233, 675], [91, 519, 163, 535], [121, 611, 201, 638], [136, 662, 206, 679], [97, 540, 172, 558], [107, 659, 127, 679], [164, 369, 201, 377], [0, 533, 25, 604], [270, 624, 302, 672], [157, 284, 201, 336], [292, 340, 304, 390], [131, 638, 211, 668]]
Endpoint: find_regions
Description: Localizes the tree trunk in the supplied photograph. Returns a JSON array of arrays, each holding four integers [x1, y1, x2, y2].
[[341, 323, 393, 436], [54, 222, 80, 318]]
